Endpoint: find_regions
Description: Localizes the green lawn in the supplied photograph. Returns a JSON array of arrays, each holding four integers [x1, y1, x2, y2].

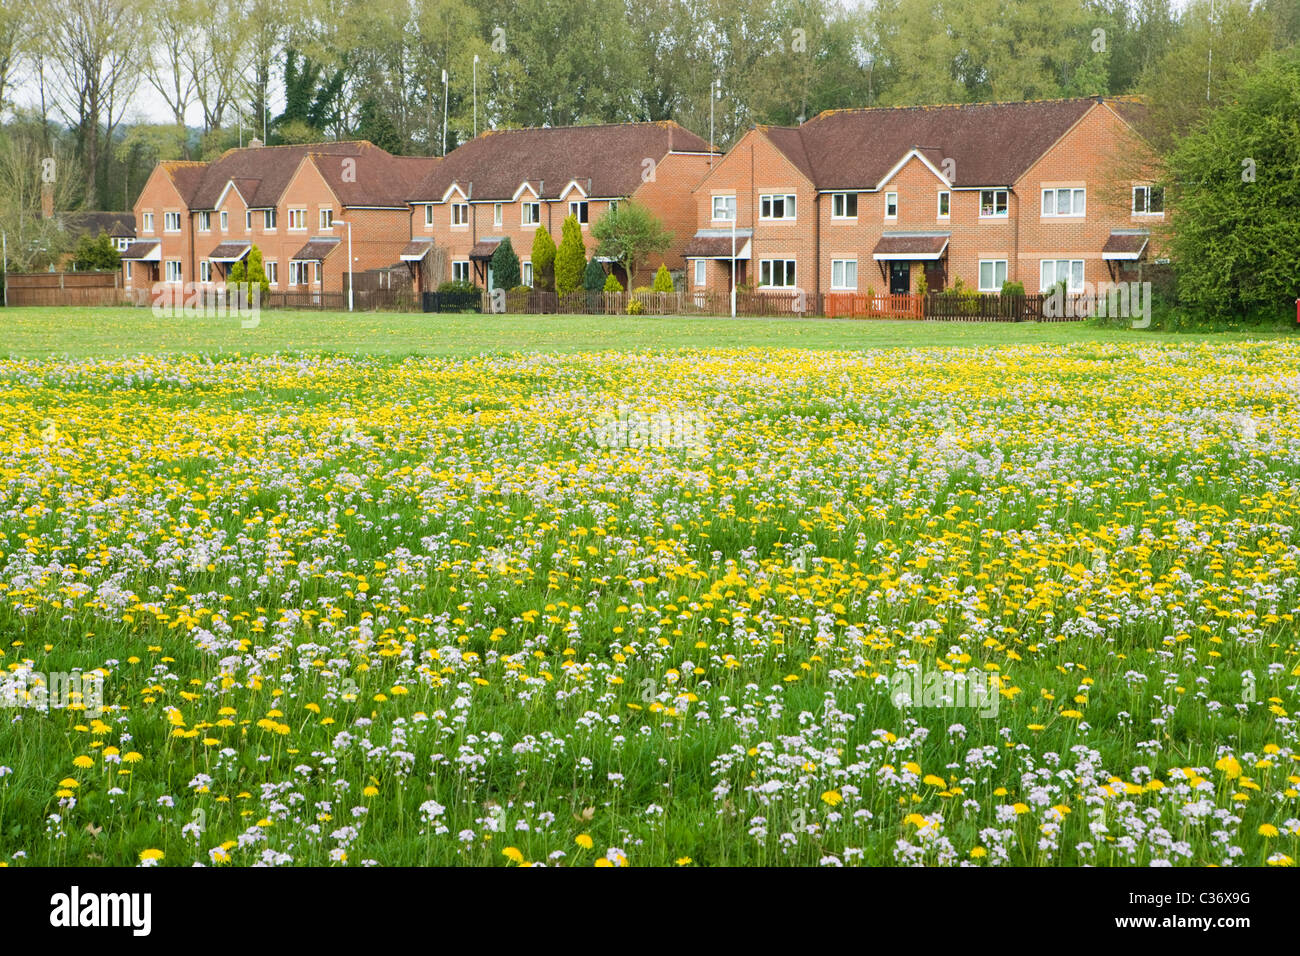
[[0, 305, 1292, 358]]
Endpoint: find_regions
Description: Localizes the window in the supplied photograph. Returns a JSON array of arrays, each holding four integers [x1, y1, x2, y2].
[[313, 261, 321, 284], [288, 208, 307, 230], [165, 260, 183, 282], [937, 191, 950, 218], [164, 212, 181, 232], [1132, 185, 1164, 214], [198, 211, 211, 231], [522, 261, 533, 286], [712, 195, 736, 222], [452, 261, 470, 283], [425, 204, 435, 227], [1040, 258, 1085, 292], [199, 260, 212, 282], [266, 260, 278, 286], [220, 210, 228, 231], [979, 190, 1009, 218], [1041, 187, 1086, 217], [263, 208, 277, 230], [884, 192, 898, 218], [115, 237, 129, 251], [522, 202, 540, 226], [142, 213, 154, 233], [759, 194, 796, 220], [289, 261, 312, 286], [320, 208, 333, 230], [608, 200, 618, 214], [451, 203, 469, 226], [831, 193, 857, 219], [759, 258, 796, 288], [569, 200, 589, 224], [831, 258, 857, 290], [493, 203, 503, 227], [245, 210, 252, 231], [978, 259, 1007, 292], [694, 259, 705, 287], [125, 261, 132, 280]]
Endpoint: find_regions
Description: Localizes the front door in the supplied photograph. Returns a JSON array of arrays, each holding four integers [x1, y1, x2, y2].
[[889, 262, 910, 295]]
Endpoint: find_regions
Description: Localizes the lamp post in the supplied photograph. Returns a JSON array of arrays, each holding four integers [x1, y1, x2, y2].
[[2, 230, 7, 307], [730, 211, 736, 319], [473, 55, 479, 139], [442, 69, 449, 156], [334, 219, 354, 312]]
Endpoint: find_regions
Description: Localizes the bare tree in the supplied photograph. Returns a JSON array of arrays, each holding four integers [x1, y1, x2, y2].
[[142, 0, 202, 131]]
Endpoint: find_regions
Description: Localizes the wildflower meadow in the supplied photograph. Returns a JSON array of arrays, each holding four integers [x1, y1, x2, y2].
[[2, 333, 1299, 868]]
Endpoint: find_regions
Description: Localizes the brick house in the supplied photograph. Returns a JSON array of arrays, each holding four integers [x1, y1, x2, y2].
[[685, 96, 1163, 299], [123, 141, 435, 296], [404, 121, 718, 292]]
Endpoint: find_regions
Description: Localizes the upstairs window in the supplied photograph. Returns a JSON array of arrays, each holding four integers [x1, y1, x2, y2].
[[937, 191, 950, 218], [451, 203, 469, 226], [1132, 185, 1164, 214], [830, 193, 857, 219], [712, 195, 736, 222], [164, 212, 181, 232], [1041, 187, 1086, 217], [198, 211, 211, 231], [759, 194, 796, 220], [979, 189, 1008, 218], [522, 201, 541, 226], [884, 192, 898, 218], [263, 208, 277, 230], [568, 200, 588, 224]]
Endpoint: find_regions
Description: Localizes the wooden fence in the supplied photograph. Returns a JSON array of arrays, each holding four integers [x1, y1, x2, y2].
[[4, 271, 123, 307], [479, 289, 819, 316], [823, 292, 924, 319]]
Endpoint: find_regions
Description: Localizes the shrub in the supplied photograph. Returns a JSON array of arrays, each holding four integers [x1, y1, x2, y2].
[[71, 232, 121, 271], [244, 246, 270, 297], [603, 273, 623, 292], [490, 237, 520, 290], [633, 285, 652, 293], [914, 270, 928, 297], [1001, 280, 1026, 296], [626, 299, 644, 315], [530, 225, 556, 291], [509, 285, 531, 295], [555, 215, 586, 295], [437, 279, 476, 294], [582, 258, 606, 292], [651, 263, 674, 292]]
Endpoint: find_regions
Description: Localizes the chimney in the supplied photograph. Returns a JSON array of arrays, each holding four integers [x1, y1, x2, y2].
[[41, 181, 54, 218], [249, 138, 264, 148]]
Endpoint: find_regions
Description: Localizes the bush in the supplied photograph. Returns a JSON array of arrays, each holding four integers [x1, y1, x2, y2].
[[1001, 280, 1026, 296], [651, 263, 674, 292], [244, 246, 270, 297], [633, 285, 652, 293], [509, 285, 531, 295], [71, 232, 121, 271], [437, 279, 477, 294], [555, 215, 586, 295], [626, 299, 644, 315], [603, 273, 623, 292], [530, 225, 556, 291], [914, 270, 928, 297], [490, 237, 521, 290], [582, 258, 606, 292]]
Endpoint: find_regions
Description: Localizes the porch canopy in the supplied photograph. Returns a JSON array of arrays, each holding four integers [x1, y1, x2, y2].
[[1102, 230, 1149, 260], [208, 241, 252, 263], [684, 229, 752, 260], [120, 240, 161, 261], [872, 232, 950, 261], [400, 238, 436, 262], [290, 237, 341, 262], [469, 238, 502, 261]]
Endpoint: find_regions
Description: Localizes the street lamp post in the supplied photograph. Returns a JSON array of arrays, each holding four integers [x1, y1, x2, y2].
[[473, 55, 479, 139], [334, 220, 354, 312], [2, 230, 8, 308]]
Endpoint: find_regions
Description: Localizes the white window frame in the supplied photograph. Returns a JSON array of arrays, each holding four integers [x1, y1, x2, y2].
[[694, 259, 705, 287], [521, 261, 533, 286], [1040, 187, 1086, 218], [220, 210, 228, 231], [313, 261, 321, 285], [319, 208, 334, 230], [266, 260, 278, 286], [288, 208, 307, 231], [830, 258, 857, 291], [425, 204, 435, 227], [712, 195, 737, 222], [199, 260, 212, 283], [452, 261, 470, 283], [245, 210, 252, 231], [978, 259, 1007, 292], [759, 194, 796, 221], [451, 203, 469, 227], [142, 212, 155, 234], [164, 259, 183, 282], [884, 192, 898, 218], [521, 201, 540, 227], [937, 191, 950, 218], [263, 208, 277, 231], [830, 192, 857, 219], [198, 211, 211, 232], [1040, 258, 1085, 293], [979, 190, 1009, 218], [758, 258, 796, 289], [493, 203, 503, 227], [1132, 185, 1164, 215], [164, 211, 181, 232], [568, 200, 589, 224]]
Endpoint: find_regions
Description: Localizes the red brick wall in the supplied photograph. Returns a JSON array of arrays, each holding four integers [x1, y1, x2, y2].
[[129, 166, 194, 289], [630, 151, 715, 282]]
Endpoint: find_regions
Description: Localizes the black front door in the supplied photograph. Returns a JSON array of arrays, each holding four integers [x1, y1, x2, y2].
[[889, 261, 910, 295]]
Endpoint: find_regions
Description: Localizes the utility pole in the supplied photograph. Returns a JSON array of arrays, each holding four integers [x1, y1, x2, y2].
[[473, 55, 479, 139], [442, 69, 449, 156]]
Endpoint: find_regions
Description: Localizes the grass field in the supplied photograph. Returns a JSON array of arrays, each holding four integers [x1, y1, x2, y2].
[[1, 308, 1298, 867]]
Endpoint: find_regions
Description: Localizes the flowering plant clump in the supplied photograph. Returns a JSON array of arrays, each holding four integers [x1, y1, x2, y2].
[[1, 342, 1298, 866]]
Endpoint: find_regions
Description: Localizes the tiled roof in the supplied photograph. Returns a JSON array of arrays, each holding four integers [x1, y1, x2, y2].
[[121, 240, 161, 260], [159, 161, 208, 204], [683, 229, 753, 258], [872, 232, 951, 259], [312, 153, 438, 208], [399, 239, 435, 260], [290, 238, 342, 261], [207, 241, 251, 261], [469, 238, 502, 259], [757, 97, 1113, 190], [67, 211, 136, 238], [1102, 230, 1149, 259], [411, 121, 715, 203]]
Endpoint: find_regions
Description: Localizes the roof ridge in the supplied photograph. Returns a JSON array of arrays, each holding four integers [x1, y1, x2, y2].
[[809, 95, 1105, 124]]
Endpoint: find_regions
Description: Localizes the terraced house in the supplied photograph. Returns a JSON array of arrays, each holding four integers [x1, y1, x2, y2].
[[403, 122, 718, 291], [122, 141, 436, 296], [685, 96, 1163, 300]]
